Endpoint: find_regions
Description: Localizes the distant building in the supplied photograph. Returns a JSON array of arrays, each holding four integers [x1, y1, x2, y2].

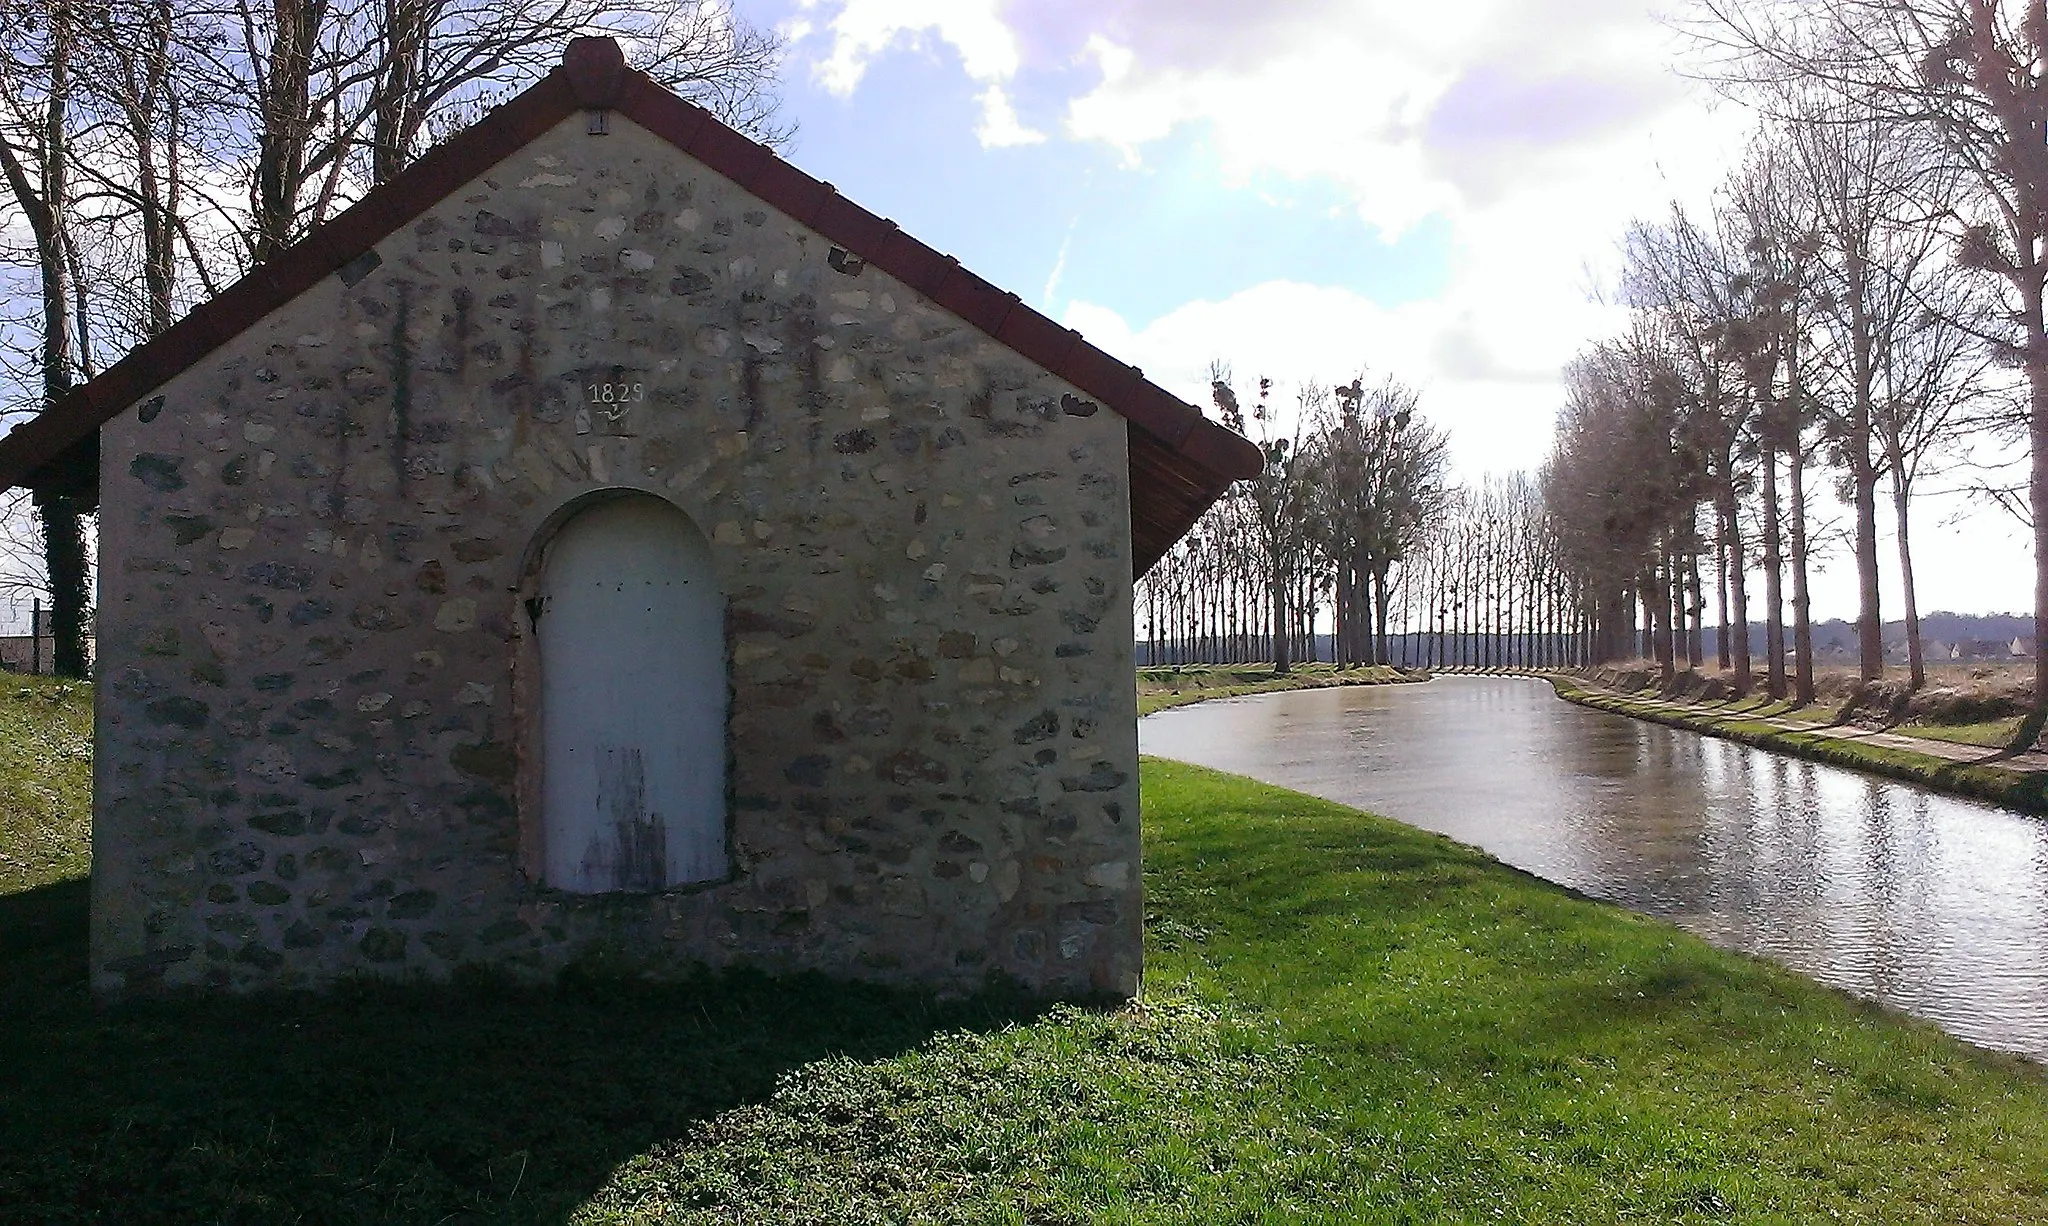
[[0, 634, 93, 674]]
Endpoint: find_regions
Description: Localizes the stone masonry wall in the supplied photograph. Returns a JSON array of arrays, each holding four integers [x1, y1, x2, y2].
[[92, 115, 1141, 999]]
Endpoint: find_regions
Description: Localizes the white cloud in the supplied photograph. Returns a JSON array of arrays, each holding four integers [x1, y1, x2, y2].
[[792, 0, 1043, 148], [786, 1, 1753, 467], [1054, 1, 1730, 230], [1036, 0, 1755, 484], [1062, 28, 1459, 232], [1061, 278, 1625, 479], [974, 83, 1046, 147], [994, 0, 1743, 453]]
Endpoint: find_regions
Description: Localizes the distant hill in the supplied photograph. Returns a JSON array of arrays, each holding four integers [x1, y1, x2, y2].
[[1756, 613, 2032, 660]]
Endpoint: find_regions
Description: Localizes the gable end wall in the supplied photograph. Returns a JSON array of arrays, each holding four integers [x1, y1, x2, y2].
[[91, 115, 1140, 998]]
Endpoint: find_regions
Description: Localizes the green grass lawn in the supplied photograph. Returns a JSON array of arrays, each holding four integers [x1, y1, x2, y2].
[[1899, 717, 2026, 749], [0, 676, 93, 894], [1700, 696, 2021, 750], [5, 705, 2047, 1221], [1137, 663, 1418, 715], [1600, 672, 2030, 752]]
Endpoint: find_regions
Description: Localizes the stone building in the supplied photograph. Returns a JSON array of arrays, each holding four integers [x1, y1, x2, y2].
[[0, 40, 1258, 999]]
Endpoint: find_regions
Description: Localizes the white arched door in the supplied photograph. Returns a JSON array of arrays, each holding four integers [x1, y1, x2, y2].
[[538, 494, 726, 892]]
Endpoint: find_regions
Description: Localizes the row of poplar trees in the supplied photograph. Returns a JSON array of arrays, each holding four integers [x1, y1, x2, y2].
[[0, 0, 787, 676], [1138, 370, 1594, 673], [1546, 0, 2033, 717]]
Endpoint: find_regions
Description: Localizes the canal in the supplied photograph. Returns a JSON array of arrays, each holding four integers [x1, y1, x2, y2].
[[1138, 674, 2048, 1062]]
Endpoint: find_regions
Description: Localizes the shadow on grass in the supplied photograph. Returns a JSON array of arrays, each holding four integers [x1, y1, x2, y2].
[[0, 875, 1053, 1225]]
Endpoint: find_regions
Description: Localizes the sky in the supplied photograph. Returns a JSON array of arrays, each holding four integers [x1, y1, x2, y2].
[[733, 0, 2035, 624]]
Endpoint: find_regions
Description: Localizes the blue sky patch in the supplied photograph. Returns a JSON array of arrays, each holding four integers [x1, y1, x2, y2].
[[771, 36, 1452, 327]]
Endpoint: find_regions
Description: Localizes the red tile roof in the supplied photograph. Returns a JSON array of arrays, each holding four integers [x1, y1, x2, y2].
[[0, 37, 1259, 574]]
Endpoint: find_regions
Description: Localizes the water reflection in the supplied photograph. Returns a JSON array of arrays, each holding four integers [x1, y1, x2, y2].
[[1139, 675, 2048, 1061]]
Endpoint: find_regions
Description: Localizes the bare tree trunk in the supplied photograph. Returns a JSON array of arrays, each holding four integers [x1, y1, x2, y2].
[[1849, 369, 1886, 684], [1146, 585, 1158, 666], [2012, 259, 2048, 744], [1356, 552, 1374, 666], [1356, 558, 1368, 665], [1299, 575, 1314, 665], [1496, 549, 1507, 667], [253, 0, 320, 262], [1889, 463, 1925, 691], [1332, 562, 1349, 665], [1651, 563, 1674, 681], [1760, 445, 1787, 699], [2030, 292, 2048, 737], [1725, 491, 1753, 694], [1828, 225, 1886, 685], [1440, 562, 1453, 668], [1605, 590, 1615, 666], [1545, 575, 1558, 668], [1687, 540, 1704, 669], [1374, 566, 1391, 668], [1662, 552, 1679, 676], [1489, 534, 1502, 668], [371, 0, 426, 183], [1788, 442, 1815, 707], [1457, 550, 1471, 667], [1270, 561, 1290, 675], [1715, 505, 1731, 671]]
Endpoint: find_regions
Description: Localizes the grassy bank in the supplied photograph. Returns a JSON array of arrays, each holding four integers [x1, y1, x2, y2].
[[7, 748, 2048, 1221], [1555, 675, 2048, 816], [1137, 661, 1423, 715], [1591, 660, 2034, 750], [0, 676, 93, 894]]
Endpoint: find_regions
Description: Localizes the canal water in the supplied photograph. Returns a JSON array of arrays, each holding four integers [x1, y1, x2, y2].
[[1138, 675, 2048, 1061]]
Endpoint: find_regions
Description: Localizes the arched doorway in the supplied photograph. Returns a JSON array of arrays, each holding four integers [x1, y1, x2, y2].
[[536, 493, 726, 892]]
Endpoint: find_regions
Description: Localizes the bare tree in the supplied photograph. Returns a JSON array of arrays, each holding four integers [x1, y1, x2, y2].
[[1776, 82, 1903, 686], [1211, 369, 1313, 674], [0, 0, 90, 676], [1695, 0, 2048, 734], [1545, 330, 1702, 671], [1878, 260, 1996, 685], [1134, 367, 1454, 672], [1722, 141, 1824, 701], [1626, 204, 1760, 689], [1308, 373, 1450, 666]]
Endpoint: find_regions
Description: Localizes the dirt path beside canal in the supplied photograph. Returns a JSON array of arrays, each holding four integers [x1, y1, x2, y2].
[[1556, 674, 2048, 816]]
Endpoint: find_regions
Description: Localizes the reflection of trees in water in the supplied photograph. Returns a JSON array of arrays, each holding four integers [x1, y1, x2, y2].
[[1556, 700, 1654, 781], [1690, 738, 1753, 931], [1856, 787, 1907, 1000]]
